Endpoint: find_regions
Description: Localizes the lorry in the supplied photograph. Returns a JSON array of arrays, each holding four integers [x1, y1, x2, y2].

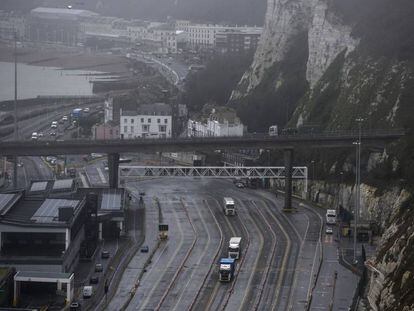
[[223, 197, 236, 216], [82, 286, 93, 299], [326, 209, 337, 225], [219, 258, 236, 282], [228, 237, 242, 259], [71, 108, 83, 120], [268, 125, 278, 136]]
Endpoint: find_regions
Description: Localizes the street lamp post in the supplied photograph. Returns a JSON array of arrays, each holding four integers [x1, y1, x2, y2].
[[353, 117, 364, 264]]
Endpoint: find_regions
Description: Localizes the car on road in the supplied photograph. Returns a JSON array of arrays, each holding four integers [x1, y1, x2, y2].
[[140, 245, 149, 253], [235, 182, 245, 188], [37, 132, 44, 137], [83, 107, 90, 113], [90, 275, 99, 284], [49, 131, 56, 136], [95, 263, 103, 272], [69, 301, 81, 311], [325, 227, 333, 234], [17, 162, 23, 167], [101, 250, 110, 259], [62, 115, 68, 121], [51, 121, 58, 129], [31, 132, 38, 140]]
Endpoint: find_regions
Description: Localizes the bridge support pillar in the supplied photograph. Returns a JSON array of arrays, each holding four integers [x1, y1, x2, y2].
[[283, 148, 294, 212], [108, 153, 119, 188], [13, 156, 18, 189]]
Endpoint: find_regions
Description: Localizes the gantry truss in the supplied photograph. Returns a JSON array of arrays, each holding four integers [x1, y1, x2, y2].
[[119, 166, 307, 179]]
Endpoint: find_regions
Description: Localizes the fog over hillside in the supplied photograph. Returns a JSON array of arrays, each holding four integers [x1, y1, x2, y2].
[[0, 0, 267, 25]]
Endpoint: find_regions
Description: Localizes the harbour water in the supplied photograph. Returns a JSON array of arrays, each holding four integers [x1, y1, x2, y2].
[[0, 61, 114, 101]]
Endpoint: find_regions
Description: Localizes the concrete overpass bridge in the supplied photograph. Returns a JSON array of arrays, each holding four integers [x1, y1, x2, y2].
[[0, 129, 405, 210]]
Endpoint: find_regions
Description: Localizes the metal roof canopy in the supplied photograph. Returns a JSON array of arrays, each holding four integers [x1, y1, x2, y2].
[[0, 193, 21, 215], [52, 179, 74, 191], [31, 199, 79, 223], [14, 271, 73, 283], [101, 191, 122, 210], [30, 181, 48, 192]]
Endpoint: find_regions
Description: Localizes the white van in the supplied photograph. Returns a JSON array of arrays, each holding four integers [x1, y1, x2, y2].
[[83, 285, 93, 299], [31, 132, 38, 140]]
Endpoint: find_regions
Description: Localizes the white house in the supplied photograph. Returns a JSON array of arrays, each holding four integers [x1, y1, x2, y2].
[[120, 103, 172, 139], [188, 109, 244, 137]]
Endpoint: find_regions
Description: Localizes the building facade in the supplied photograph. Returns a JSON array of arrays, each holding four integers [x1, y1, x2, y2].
[[175, 20, 262, 51], [0, 11, 25, 40], [188, 109, 244, 137], [92, 122, 119, 140], [120, 103, 172, 139]]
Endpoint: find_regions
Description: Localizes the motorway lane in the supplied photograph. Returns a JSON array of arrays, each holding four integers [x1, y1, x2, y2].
[[126, 196, 194, 310], [161, 197, 221, 310], [104, 178, 344, 310]]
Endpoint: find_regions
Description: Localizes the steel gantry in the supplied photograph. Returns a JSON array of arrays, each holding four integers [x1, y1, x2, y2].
[[118, 166, 308, 193]]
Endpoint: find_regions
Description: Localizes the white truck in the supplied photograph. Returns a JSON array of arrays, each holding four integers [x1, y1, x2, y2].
[[82, 285, 93, 299], [228, 237, 242, 259], [223, 197, 236, 216], [326, 209, 337, 225]]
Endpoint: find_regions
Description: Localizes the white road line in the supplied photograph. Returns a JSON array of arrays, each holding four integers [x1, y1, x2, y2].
[[97, 167, 106, 183]]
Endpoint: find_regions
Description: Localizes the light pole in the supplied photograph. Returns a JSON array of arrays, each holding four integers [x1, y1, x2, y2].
[[353, 117, 364, 264], [13, 31, 19, 189]]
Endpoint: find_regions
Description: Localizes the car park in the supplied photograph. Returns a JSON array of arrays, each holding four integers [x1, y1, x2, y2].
[[95, 263, 103, 272], [101, 250, 110, 259]]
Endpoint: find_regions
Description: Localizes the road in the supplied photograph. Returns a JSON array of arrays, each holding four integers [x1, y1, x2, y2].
[[103, 178, 357, 310]]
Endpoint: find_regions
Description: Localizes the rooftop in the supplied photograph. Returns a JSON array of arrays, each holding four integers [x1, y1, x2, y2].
[[122, 103, 172, 117], [0, 195, 83, 227]]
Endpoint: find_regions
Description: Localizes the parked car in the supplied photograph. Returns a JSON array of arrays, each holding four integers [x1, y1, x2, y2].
[[95, 263, 103, 272], [90, 275, 99, 284], [101, 250, 110, 259]]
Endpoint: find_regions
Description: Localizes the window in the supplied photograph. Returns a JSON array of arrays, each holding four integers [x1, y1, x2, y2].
[[123, 126, 127, 132], [141, 118, 144, 123], [131, 126, 134, 132], [164, 118, 168, 124], [157, 119, 161, 123], [159, 125, 166, 132], [142, 124, 149, 132], [124, 118, 127, 123], [131, 119, 134, 123], [148, 118, 151, 123]]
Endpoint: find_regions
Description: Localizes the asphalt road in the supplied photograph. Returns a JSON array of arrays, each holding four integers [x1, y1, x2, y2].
[[104, 178, 357, 311]]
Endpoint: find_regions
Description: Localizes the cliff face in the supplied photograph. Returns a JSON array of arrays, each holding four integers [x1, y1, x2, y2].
[[233, 1, 414, 310], [230, 0, 414, 133]]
